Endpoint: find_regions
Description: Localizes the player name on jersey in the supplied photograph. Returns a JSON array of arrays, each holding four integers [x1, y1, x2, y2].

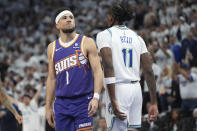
[[120, 36, 132, 44]]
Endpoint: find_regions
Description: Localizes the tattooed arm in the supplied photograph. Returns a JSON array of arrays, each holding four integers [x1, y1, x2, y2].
[[141, 53, 158, 122], [0, 79, 23, 124]]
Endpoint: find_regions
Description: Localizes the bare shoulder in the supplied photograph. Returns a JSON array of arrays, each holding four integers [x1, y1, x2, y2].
[[83, 36, 95, 45], [83, 36, 96, 51], [47, 41, 55, 51], [47, 41, 56, 58]]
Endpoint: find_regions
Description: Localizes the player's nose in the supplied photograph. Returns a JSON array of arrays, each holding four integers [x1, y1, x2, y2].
[[66, 17, 72, 22], [66, 19, 72, 24]]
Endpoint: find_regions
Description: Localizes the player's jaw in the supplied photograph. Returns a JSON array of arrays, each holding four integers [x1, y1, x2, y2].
[[62, 25, 76, 33]]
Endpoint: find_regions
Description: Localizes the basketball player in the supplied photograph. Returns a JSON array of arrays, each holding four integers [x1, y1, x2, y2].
[[46, 8, 103, 131], [0, 78, 23, 124], [96, 3, 158, 131]]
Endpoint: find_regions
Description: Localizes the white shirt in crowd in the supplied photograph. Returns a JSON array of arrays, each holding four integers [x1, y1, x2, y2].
[[38, 106, 46, 131], [18, 99, 40, 131], [158, 76, 172, 95], [155, 49, 174, 70], [178, 73, 197, 99]]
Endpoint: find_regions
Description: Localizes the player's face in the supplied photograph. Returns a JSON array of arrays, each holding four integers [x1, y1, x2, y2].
[[56, 14, 76, 33]]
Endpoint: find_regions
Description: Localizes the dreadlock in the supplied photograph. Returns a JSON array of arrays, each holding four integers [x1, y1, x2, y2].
[[108, 1, 133, 25]]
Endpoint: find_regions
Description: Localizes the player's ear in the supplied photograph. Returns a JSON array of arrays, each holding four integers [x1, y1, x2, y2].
[[56, 23, 60, 29]]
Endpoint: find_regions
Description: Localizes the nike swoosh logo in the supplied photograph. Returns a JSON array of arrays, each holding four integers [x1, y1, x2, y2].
[[55, 47, 62, 52], [87, 96, 92, 99]]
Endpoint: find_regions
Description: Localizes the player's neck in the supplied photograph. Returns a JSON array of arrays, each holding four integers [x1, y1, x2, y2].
[[60, 32, 76, 43], [113, 21, 123, 26]]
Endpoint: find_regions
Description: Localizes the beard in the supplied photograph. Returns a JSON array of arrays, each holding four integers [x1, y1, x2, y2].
[[62, 26, 76, 33]]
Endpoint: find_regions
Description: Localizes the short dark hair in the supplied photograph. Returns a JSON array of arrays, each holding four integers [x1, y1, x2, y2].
[[108, 1, 133, 23], [55, 7, 72, 18], [54, 7, 72, 23], [23, 94, 32, 99]]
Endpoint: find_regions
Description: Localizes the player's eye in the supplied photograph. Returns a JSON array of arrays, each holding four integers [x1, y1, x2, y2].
[[70, 16, 73, 19], [62, 16, 67, 19]]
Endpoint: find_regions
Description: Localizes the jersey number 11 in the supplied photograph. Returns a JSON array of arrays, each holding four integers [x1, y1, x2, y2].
[[122, 48, 133, 68]]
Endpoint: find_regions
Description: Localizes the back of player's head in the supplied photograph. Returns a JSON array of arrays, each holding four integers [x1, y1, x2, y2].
[[108, 1, 133, 24]]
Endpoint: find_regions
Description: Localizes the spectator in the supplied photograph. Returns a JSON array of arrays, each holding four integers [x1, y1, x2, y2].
[[158, 66, 172, 111], [169, 109, 180, 131], [154, 37, 174, 70], [177, 16, 191, 41], [7, 86, 43, 131], [181, 32, 197, 65], [179, 108, 197, 131], [169, 35, 182, 63], [174, 63, 197, 110]]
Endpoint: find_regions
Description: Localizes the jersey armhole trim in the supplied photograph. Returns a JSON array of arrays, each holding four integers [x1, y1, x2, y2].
[[52, 41, 56, 62], [137, 35, 148, 54], [81, 36, 88, 60], [107, 29, 112, 37]]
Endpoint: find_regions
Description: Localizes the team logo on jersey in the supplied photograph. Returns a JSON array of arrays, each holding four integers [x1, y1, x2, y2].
[[79, 53, 87, 65], [55, 54, 77, 75], [108, 103, 113, 115], [73, 42, 79, 49], [55, 50, 89, 75]]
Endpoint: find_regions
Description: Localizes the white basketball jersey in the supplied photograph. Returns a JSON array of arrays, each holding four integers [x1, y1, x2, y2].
[[96, 25, 148, 83]]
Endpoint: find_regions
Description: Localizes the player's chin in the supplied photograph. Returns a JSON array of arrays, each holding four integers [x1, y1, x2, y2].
[[63, 24, 75, 28], [62, 28, 75, 33]]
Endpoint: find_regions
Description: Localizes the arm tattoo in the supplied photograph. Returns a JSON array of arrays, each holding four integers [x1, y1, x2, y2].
[[141, 53, 157, 104], [144, 69, 157, 104]]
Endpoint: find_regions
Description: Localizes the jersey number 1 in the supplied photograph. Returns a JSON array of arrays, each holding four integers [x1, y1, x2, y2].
[[122, 48, 133, 67], [66, 71, 69, 85]]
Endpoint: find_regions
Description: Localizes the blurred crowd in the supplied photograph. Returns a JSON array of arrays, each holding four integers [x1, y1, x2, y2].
[[0, 0, 197, 131]]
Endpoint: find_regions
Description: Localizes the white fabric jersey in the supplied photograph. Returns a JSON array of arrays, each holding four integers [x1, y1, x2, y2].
[[96, 25, 148, 83], [97, 25, 146, 130]]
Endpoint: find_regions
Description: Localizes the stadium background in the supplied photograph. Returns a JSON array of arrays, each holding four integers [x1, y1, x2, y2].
[[0, 0, 197, 131]]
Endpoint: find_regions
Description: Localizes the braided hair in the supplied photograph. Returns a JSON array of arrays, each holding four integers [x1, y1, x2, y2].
[[108, 1, 133, 26]]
